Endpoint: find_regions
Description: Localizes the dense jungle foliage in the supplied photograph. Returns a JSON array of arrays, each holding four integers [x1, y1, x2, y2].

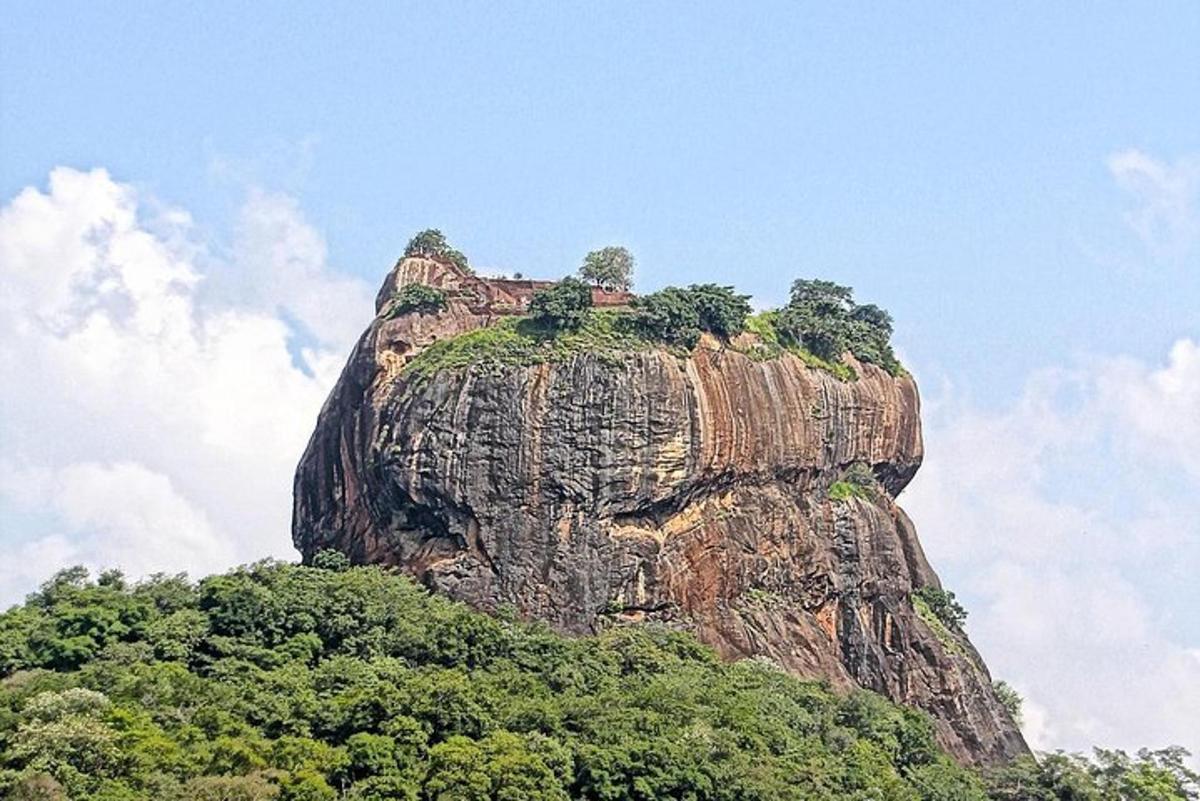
[[0, 561, 1194, 801]]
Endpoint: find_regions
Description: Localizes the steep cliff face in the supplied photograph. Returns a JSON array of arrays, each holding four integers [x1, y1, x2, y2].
[[293, 256, 1029, 766]]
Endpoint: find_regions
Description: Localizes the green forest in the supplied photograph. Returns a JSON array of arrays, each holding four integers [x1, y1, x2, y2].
[[0, 560, 1195, 801]]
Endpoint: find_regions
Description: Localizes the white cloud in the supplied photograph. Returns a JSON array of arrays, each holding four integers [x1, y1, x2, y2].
[[1107, 149, 1200, 262], [1, 462, 233, 582], [904, 341, 1200, 758], [0, 167, 371, 605]]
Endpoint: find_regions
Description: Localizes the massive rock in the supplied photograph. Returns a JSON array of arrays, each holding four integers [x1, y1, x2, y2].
[[293, 256, 1029, 766]]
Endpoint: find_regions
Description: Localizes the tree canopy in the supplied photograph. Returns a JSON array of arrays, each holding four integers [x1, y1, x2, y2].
[[776, 279, 901, 374], [0, 561, 1194, 800], [578, 247, 634, 292], [631, 284, 752, 349], [529, 277, 594, 332], [404, 229, 471, 274], [389, 284, 448, 318]]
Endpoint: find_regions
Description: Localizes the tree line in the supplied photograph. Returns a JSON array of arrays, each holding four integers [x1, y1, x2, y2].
[[0, 560, 1194, 800]]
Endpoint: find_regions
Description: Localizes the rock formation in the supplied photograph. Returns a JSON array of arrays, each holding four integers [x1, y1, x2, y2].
[[293, 256, 1029, 766]]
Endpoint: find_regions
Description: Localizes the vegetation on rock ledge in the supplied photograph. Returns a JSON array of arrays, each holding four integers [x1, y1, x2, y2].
[[404, 311, 651, 379], [777, 279, 903, 376], [387, 284, 448, 318], [404, 229, 471, 274], [529, 277, 594, 332], [828, 463, 879, 502], [630, 284, 752, 349], [740, 311, 858, 380], [912, 587, 969, 631]]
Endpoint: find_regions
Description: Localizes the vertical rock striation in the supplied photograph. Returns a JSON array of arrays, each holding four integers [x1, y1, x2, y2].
[[293, 257, 1029, 766]]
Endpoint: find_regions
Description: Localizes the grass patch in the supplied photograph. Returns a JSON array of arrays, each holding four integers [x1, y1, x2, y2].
[[828, 481, 873, 502], [743, 587, 785, 607], [403, 309, 653, 379], [828, 462, 878, 503], [403, 307, 876, 383], [740, 311, 857, 381], [912, 593, 969, 658]]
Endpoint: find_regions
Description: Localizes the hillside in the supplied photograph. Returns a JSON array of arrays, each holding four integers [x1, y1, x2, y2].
[[2, 561, 1195, 801], [293, 254, 1018, 764]]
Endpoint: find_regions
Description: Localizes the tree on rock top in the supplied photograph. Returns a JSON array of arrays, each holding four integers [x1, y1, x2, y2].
[[404, 229, 471, 273], [631, 284, 752, 349], [579, 246, 634, 291], [529, 277, 593, 332], [777, 278, 900, 374]]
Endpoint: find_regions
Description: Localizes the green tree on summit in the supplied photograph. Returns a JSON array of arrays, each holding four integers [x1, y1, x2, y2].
[[777, 278, 900, 373], [404, 229, 471, 273], [578, 246, 634, 292], [529, 277, 593, 332], [630, 284, 751, 348]]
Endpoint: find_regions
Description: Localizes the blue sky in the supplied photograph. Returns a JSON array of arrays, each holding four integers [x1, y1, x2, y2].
[[5, 2, 1197, 397], [2, 2, 1198, 757]]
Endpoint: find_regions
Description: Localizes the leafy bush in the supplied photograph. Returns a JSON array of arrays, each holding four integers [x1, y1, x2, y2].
[[913, 586, 968, 630], [630, 287, 702, 348], [388, 283, 447, 318], [631, 284, 751, 348], [403, 229, 471, 273], [528, 277, 594, 332], [829, 462, 878, 502], [741, 311, 857, 380], [688, 283, 753, 339], [579, 246, 634, 291], [992, 681, 1023, 725], [776, 279, 902, 374]]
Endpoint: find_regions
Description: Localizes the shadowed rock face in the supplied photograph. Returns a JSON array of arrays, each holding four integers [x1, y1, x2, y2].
[[293, 257, 1029, 766]]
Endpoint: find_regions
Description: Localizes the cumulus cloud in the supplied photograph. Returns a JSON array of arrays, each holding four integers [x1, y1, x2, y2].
[[0, 167, 371, 605], [903, 341, 1200, 757], [1107, 149, 1200, 261]]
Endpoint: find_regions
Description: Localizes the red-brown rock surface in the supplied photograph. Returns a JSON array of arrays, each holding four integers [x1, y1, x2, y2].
[[293, 256, 1029, 766]]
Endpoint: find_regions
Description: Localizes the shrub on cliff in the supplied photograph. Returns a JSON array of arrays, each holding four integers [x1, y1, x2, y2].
[[388, 283, 447, 317], [741, 310, 858, 380], [403, 228, 471, 273], [828, 462, 879, 502], [630, 286, 702, 347], [913, 586, 969, 630], [992, 680, 1023, 725], [529, 277, 593, 332], [631, 284, 752, 348], [777, 279, 902, 374], [579, 246, 634, 291]]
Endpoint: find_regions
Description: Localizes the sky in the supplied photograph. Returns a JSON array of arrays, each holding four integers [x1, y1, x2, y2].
[[2, 1, 1198, 759]]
